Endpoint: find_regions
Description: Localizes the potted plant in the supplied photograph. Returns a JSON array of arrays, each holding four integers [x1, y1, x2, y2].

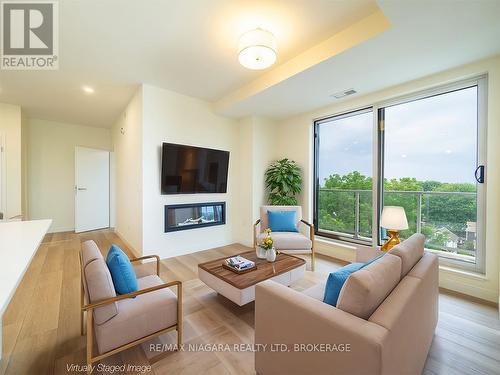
[[258, 228, 276, 262], [265, 158, 302, 205]]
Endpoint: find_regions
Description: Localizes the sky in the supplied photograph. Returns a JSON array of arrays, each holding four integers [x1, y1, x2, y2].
[[318, 86, 478, 185]]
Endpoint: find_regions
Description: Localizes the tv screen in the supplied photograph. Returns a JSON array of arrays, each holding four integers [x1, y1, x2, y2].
[[161, 143, 229, 194]]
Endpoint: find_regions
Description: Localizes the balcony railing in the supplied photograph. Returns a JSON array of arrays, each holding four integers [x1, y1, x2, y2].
[[317, 188, 477, 260]]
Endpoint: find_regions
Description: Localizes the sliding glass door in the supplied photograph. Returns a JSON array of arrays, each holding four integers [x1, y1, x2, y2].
[[314, 76, 486, 271], [380, 80, 486, 268]]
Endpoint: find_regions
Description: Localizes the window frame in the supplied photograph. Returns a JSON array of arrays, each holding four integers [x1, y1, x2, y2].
[[313, 75, 488, 273], [313, 107, 375, 245]]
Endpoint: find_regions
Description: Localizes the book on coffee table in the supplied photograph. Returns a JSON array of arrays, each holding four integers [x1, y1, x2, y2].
[[223, 255, 256, 274]]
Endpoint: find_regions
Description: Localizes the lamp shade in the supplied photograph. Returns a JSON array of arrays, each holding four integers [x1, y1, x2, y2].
[[380, 206, 409, 230], [238, 28, 277, 70]]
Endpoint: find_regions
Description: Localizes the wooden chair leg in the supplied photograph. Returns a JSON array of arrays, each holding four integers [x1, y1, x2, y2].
[[81, 282, 85, 336], [311, 251, 316, 272], [81, 311, 85, 336], [177, 283, 183, 349], [87, 311, 93, 374]]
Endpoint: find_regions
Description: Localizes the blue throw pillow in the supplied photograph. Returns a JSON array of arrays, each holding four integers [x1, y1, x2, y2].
[[323, 262, 365, 306], [267, 210, 298, 232], [106, 244, 138, 295]]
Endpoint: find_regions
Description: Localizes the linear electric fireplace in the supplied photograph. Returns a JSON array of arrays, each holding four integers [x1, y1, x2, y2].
[[164, 202, 226, 232]]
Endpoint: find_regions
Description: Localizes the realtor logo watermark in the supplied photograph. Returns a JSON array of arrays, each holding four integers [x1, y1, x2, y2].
[[1, 0, 58, 69]]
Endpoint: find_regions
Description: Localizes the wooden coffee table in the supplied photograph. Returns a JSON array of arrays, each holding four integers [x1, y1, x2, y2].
[[198, 250, 306, 306]]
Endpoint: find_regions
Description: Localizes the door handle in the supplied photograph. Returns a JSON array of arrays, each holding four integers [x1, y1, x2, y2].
[[475, 165, 485, 183], [77, 187, 87, 191]]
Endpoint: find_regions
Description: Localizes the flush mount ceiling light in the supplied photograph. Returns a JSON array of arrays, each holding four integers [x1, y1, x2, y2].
[[82, 86, 95, 94], [238, 28, 277, 70]]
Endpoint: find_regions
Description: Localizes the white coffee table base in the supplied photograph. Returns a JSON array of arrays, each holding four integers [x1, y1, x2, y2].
[[198, 264, 306, 306]]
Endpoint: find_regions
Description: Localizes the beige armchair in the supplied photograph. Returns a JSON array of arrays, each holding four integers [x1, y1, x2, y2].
[[254, 205, 315, 270], [79, 240, 182, 374]]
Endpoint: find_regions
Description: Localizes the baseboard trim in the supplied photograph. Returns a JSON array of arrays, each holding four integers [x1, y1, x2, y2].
[[439, 286, 499, 308], [48, 226, 75, 233]]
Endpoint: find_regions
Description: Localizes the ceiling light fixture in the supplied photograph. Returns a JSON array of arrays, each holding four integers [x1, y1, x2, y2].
[[238, 28, 277, 70], [82, 86, 95, 94]]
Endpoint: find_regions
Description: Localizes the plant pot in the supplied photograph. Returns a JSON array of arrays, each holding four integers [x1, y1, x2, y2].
[[266, 247, 277, 262], [256, 246, 267, 259]]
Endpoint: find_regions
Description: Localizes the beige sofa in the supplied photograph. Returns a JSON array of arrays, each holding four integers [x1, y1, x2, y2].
[[255, 234, 438, 375]]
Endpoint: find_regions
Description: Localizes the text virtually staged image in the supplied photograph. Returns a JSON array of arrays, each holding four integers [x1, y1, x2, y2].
[[0, 1, 500, 374]]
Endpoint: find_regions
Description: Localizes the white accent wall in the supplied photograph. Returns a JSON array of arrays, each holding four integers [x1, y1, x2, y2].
[[141, 85, 241, 258], [113, 88, 281, 255]]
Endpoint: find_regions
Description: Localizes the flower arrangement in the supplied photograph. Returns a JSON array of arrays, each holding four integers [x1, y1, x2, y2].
[[259, 228, 274, 250]]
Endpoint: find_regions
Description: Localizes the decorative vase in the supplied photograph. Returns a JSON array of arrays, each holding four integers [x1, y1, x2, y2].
[[266, 247, 277, 262], [256, 246, 267, 259]]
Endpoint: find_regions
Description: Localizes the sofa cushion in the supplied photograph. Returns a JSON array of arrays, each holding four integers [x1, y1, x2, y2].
[[302, 281, 327, 301], [267, 210, 298, 232], [407, 252, 438, 280], [106, 244, 138, 294], [323, 263, 366, 307], [94, 275, 178, 354], [84, 258, 119, 325], [81, 240, 103, 268], [257, 231, 312, 250], [337, 253, 402, 319], [260, 205, 301, 232], [388, 233, 425, 278]]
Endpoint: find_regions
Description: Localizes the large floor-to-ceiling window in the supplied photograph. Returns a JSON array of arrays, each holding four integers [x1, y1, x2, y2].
[[314, 76, 486, 271], [314, 109, 374, 243]]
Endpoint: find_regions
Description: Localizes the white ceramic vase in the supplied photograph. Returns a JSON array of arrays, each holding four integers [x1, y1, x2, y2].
[[266, 247, 277, 262], [256, 246, 267, 259]]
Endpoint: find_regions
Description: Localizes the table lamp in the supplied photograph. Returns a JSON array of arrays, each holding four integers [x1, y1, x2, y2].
[[380, 206, 408, 251]]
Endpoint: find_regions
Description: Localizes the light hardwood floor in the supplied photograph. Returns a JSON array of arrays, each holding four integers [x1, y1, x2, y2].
[[1, 229, 500, 375]]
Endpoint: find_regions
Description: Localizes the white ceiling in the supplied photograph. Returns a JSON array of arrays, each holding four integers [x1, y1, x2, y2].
[[0, 0, 378, 127], [220, 0, 500, 118], [0, 0, 499, 127]]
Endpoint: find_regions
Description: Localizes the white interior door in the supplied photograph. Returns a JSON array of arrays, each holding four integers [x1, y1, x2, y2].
[[75, 147, 110, 233]]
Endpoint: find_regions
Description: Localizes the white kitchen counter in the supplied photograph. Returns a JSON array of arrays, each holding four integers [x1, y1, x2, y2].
[[0, 219, 52, 361]]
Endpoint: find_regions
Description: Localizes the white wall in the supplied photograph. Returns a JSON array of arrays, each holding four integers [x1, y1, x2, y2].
[[236, 117, 254, 245], [26, 118, 112, 232], [252, 116, 280, 217], [21, 112, 29, 218], [0, 103, 22, 220], [276, 55, 500, 303], [236, 116, 280, 246], [112, 88, 144, 254], [141, 85, 241, 258]]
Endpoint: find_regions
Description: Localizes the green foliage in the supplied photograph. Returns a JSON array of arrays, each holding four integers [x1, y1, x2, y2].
[[464, 240, 475, 251], [385, 177, 422, 192], [319, 172, 372, 237], [432, 231, 451, 247], [265, 159, 302, 205], [324, 171, 372, 190], [318, 172, 477, 255]]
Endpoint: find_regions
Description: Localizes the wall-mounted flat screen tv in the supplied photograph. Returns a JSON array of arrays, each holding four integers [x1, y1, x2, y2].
[[161, 143, 229, 194]]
